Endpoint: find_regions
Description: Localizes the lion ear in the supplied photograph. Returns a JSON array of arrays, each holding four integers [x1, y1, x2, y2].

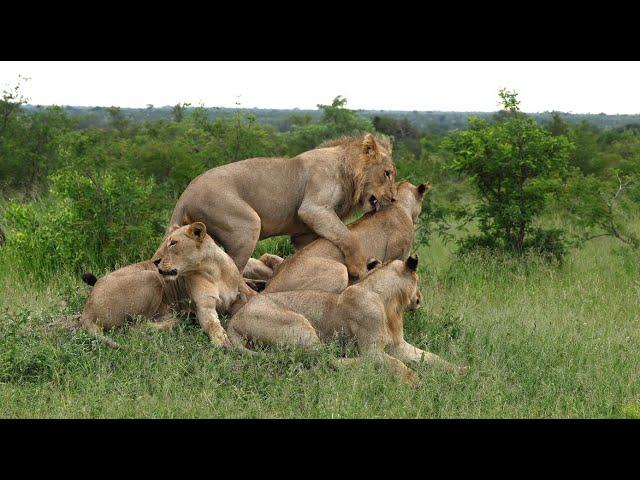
[[366, 258, 381, 271], [188, 222, 207, 242], [362, 133, 378, 157], [417, 181, 431, 197], [406, 254, 419, 272]]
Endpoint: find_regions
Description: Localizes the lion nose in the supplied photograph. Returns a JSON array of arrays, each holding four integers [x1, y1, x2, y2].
[[153, 258, 161, 266]]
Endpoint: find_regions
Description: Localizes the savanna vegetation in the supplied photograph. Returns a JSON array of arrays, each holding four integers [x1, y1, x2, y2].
[[1, 77, 639, 418]]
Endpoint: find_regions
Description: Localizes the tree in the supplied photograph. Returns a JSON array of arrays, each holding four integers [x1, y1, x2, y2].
[[547, 112, 570, 137], [0, 75, 29, 139], [172, 102, 190, 122], [443, 89, 574, 259], [373, 115, 419, 140], [316, 95, 372, 136], [106, 106, 130, 132], [568, 121, 602, 174], [284, 96, 373, 155]]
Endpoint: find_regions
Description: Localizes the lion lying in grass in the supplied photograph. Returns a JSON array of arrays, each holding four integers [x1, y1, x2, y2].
[[263, 180, 430, 294], [80, 222, 248, 348], [228, 255, 467, 385], [168, 133, 397, 283]]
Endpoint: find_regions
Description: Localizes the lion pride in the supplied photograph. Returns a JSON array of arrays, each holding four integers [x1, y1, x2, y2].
[[167, 133, 397, 281]]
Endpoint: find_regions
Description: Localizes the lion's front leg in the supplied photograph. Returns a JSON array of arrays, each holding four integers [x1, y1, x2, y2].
[[188, 277, 231, 347], [297, 185, 368, 281], [387, 341, 468, 375], [195, 296, 230, 347]]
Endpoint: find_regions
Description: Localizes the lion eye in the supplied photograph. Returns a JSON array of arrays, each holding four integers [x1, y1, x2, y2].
[[169, 240, 178, 247], [385, 170, 392, 179]]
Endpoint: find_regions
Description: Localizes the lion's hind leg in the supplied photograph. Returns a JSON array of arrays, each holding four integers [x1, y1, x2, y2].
[[227, 298, 321, 354], [80, 315, 121, 349]]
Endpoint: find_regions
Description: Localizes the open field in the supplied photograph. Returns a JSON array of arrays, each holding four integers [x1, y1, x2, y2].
[[2, 232, 638, 418]]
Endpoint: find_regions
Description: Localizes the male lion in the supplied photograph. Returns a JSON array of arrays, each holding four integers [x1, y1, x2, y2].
[[168, 133, 397, 282], [80, 222, 245, 348], [228, 255, 466, 385], [263, 180, 430, 294]]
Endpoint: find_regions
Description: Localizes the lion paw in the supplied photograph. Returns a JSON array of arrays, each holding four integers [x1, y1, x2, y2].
[[209, 330, 231, 348]]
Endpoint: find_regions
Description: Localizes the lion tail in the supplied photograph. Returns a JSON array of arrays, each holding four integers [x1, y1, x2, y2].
[[81, 272, 98, 287]]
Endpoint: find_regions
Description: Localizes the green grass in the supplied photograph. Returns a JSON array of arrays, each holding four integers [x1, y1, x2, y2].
[[1, 233, 639, 418]]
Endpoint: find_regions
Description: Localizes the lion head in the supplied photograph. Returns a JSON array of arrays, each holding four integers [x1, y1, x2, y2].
[[407, 283, 423, 311], [359, 254, 421, 308], [359, 133, 397, 213], [152, 222, 211, 280], [395, 180, 431, 222]]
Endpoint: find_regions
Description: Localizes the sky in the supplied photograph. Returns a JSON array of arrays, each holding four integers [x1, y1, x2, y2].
[[1, 61, 639, 114]]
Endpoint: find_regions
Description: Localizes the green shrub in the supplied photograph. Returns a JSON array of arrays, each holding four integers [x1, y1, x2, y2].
[[3, 167, 167, 279], [443, 89, 573, 260]]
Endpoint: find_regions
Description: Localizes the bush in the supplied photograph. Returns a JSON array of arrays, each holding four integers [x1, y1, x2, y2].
[[443, 89, 574, 260], [3, 167, 167, 279], [563, 169, 640, 249]]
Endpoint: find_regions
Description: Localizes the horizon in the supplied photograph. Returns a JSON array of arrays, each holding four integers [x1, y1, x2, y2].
[[21, 103, 640, 117], [3, 61, 640, 115]]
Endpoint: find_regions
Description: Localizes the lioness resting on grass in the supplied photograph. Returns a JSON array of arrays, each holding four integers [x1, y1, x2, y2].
[[263, 180, 430, 294], [168, 133, 397, 283], [228, 255, 466, 385], [80, 222, 247, 348]]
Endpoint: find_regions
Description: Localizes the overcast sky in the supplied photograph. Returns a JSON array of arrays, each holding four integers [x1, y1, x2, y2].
[[1, 61, 639, 114]]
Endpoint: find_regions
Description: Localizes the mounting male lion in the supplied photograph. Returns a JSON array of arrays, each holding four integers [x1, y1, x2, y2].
[[80, 222, 246, 348], [263, 180, 430, 294], [168, 133, 397, 282], [228, 255, 467, 385]]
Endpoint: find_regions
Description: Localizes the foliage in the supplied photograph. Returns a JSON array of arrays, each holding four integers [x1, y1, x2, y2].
[[563, 169, 640, 248], [443, 89, 574, 258], [283, 96, 373, 155], [372, 115, 420, 140], [1, 78, 76, 193], [3, 167, 166, 279]]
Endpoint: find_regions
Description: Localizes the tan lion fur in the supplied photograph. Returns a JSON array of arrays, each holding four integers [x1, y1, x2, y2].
[[168, 133, 397, 283], [263, 180, 430, 294], [80, 222, 246, 348], [228, 255, 466, 385]]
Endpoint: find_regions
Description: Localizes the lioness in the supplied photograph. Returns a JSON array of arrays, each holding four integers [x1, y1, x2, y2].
[[168, 133, 397, 282], [263, 180, 430, 294], [228, 255, 466, 384], [80, 222, 245, 347]]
